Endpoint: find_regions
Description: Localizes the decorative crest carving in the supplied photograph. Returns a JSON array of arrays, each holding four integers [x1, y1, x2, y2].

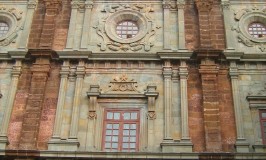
[[105, 74, 140, 93]]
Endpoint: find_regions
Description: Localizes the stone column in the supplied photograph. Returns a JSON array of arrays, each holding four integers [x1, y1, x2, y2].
[[48, 60, 69, 150], [221, 0, 235, 50], [163, 60, 173, 140], [177, 0, 186, 50], [66, 0, 79, 49], [229, 61, 249, 152], [87, 85, 100, 151], [145, 85, 159, 151], [0, 60, 22, 149], [18, 0, 37, 49], [80, 0, 93, 49], [67, 61, 85, 149], [162, 0, 171, 50]]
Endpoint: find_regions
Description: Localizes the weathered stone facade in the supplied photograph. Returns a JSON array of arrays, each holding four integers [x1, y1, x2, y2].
[[0, 0, 265, 159]]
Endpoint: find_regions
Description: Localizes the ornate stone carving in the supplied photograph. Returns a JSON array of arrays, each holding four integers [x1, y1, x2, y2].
[[232, 7, 266, 51], [0, 6, 23, 46], [105, 74, 140, 93], [177, 1, 186, 10], [88, 111, 97, 120], [94, 4, 160, 52], [195, 0, 213, 12]]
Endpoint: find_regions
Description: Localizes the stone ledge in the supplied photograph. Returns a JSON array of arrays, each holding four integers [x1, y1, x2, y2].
[[161, 140, 193, 153]]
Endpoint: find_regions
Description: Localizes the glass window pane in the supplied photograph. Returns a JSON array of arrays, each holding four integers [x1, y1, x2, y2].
[[105, 143, 111, 148], [130, 143, 136, 148], [113, 130, 119, 135], [124, 113, 130, 120], [113, 124, 119, 129], [130, 130, 136, 136], [123, 130, 129, 135], [106, 124, 112, 129], [124, 124, 130, 129], [122, 143, 129, 148], [106, 130, 112, 135], [107, 112, 113, 119], [130, 124, 136, 129], [130, 137, 136, 142], [105, 136, 112, 141], [262, 113, 266, 118], [114, 113, 120, 120], [131, 113, 137, 119], [123, 137, 129, 142], [112, 136, 118, 142], [112, 143, 118, 148]]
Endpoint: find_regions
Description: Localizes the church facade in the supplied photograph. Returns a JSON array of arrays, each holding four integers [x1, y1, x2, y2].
[[0, 0, 265, 159]]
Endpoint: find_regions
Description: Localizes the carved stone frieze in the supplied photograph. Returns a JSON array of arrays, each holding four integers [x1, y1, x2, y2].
[[94, 4, 160, 52], [0, 6, 23, 46], [232, 7, 266, 52]]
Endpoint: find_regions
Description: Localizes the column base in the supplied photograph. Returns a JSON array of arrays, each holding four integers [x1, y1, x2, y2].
[[48, 137, 80, 151], [161, 139, 193, 152], [235, 139, 250, 152], [0, 135, 8, 150]]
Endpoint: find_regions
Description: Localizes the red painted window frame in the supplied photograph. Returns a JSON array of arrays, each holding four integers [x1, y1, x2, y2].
[[102, 109, 140, 152], [259, 110, 266, 144]]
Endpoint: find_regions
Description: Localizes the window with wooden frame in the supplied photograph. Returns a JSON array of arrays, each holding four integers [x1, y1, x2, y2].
[[102, 109, 140, 152], [260, 110, 266, 144]]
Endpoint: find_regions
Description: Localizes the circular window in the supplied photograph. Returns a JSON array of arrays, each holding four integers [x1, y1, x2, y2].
[[116, 21, 139, 39], [105, 10, 148, 44], [248, 22, 266, 38], [0, 21, 9, 37]]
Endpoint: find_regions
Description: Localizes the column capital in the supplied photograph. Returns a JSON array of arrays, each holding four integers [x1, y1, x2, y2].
[[221, 1, 230, 10], [85, 1, 93, 9], [27, 0, 37, 9], [195, 0, 213, 12], [162, 0, 172, 9], [177, 1, 185, 9]]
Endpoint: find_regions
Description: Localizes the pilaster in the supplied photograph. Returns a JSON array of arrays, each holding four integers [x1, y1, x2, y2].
[[80, 0, 93, 49], [221, 0, 235, 50], [145, 85, 159, 151], [40, 0, 62, 48], [18, 0, 37, 49], [195, 0, 213, 48], [198, 50, 222, 152], [48, 60, 69, 150], [0, 60, 22, 150], [177, 0, 186, 50], [162, 0, 171, 50], [19, 50, 54, 150], [67, 61, 85, 149], [87, 85, 100, 151], [66, 0, 79, 49], [229, 61, 249, 152]]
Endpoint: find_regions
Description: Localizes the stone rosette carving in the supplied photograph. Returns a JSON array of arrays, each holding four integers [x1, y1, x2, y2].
[[232, 7, 266, 52], [94, 3, 160, 52], [0, 6, 23, 46]]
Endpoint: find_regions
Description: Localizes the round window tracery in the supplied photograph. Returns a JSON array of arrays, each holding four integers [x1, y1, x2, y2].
[[0, 21, 9, 37], [116, 21, 139, 39], [248, 22, 266, 38]]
